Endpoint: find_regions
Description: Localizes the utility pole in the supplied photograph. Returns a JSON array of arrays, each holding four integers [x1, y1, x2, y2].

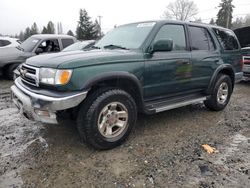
[[98, 15, 102, 36]]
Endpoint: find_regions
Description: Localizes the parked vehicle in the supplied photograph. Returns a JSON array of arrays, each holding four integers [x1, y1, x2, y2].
[[62, 40, 95, 52], [0, 37, 21, 49], [11, 20, 243, 149], [0, 34, 76, 79], [234, 26, 250, 78]]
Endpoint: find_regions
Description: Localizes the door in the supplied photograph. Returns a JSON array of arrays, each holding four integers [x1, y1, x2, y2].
[[188, 26, 221, 90], [144, 24, 192, 99]]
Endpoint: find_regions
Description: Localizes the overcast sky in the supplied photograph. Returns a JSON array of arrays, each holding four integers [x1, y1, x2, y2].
[[0, 0, 250, 35]]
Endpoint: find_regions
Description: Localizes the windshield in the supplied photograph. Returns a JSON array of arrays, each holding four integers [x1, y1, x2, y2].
[[19, 37, 40, 52], [95, 22, 156, 49], [62, 41, 90, 52]]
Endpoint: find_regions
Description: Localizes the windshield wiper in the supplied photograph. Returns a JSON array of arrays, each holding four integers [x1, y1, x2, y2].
[[103, 44, 129, 50], [90, 45, 101, 49]]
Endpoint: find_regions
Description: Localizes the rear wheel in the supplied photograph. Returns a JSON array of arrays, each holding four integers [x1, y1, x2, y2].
[[77, 89, 137, 150], [204, 74, 233, 111]]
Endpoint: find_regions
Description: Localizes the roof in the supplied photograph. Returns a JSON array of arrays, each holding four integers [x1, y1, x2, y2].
[[31, 34, 76, 39], [119, 19, 230, 31]]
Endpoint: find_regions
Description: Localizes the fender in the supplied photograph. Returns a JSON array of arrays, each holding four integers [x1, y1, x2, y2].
[[0, 60, 24, 69], [206, 64, 235, 94], [81, 71, 145, 107]]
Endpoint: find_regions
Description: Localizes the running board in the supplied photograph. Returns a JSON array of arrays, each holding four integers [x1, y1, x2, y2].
[[155, 97, 207, 113]]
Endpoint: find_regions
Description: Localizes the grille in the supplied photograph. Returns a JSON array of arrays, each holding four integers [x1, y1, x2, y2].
[[20, 64, 39, 86]]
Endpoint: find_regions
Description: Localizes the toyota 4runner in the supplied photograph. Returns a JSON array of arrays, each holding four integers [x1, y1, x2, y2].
[[11, 20, 243, 149]]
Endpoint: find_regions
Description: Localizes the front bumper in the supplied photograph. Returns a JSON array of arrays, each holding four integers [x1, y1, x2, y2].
[[11, 78, 88, 124]]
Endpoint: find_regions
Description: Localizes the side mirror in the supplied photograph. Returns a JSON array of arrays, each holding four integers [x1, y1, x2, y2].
[[35, 47, 43, 54], [152, 39, 173, 53]]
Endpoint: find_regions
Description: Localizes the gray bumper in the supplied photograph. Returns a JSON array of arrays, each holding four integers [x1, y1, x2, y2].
[[11, 79, 88, 124]]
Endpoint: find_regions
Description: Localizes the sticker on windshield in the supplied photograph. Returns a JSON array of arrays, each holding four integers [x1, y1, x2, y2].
[[137, 22, 156, 28], [32, 39, 39, 43]]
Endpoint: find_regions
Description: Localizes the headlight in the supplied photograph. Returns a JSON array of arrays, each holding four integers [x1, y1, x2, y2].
[[39, 68, 72, 85]]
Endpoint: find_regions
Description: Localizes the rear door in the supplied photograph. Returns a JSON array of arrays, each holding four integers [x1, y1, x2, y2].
[[144, 24, 192, 99], [188, 25, 220, 90]]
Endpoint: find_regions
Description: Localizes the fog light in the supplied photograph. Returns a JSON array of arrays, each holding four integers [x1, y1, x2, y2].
[[35, 109, 50, 117]]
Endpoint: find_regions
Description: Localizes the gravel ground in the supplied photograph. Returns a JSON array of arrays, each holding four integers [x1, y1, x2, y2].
[[0, 78, 249, 188]]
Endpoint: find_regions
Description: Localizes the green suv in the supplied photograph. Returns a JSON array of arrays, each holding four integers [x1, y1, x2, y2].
[[11, 20, 243, 149]]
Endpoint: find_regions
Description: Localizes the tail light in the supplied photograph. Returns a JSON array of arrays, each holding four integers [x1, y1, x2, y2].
[[243, 56, 250, 65]]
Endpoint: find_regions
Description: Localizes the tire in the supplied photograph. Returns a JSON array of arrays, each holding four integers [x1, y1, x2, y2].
[[5, 64, 19, 80], [77, 89, 137, 150], [204, 74, 233, 111]]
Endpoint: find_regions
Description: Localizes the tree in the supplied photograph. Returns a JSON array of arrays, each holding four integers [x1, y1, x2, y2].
[[24, 27, 31, 40], [193, 18, 202, 23], [163, 0, 198, 21], [93, 19, 102, 38], [209, 18, 216, 25], [41, 26, 47, 34], [232, 17, 244, 29], [41, 21, 55, 34], [76, 9, 98, 40], [30, 22, 39, 35], [19, 31, 25, 41], [46, 21, 55, 34], [216, 0, 234, 28], [67, 30, 74, 36], [244, 14, 250, 27]]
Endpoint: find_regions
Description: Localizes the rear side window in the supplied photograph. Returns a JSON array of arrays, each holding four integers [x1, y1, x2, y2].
[[212, 28, 239, 51], [154, 24, 187, 51], [61, 38, 74, 49], [189, 26, 215, 51], [0, 39, 11, 47]]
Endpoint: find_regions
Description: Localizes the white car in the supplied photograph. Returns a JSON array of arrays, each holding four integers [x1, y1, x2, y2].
[[0, 37, 21, 48]]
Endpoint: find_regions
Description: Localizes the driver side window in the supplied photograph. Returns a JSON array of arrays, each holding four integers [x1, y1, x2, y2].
[[154, 24, 187, 51], [38, 39, 60, 53]]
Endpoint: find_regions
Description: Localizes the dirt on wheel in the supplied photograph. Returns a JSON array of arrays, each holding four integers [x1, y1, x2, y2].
[[0, 78, 250, 188]]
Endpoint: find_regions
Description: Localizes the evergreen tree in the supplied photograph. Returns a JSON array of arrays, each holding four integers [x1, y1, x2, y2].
[[209, 18, 215, 25], [24, 27, 31, 40], [46, 21, 55, 34], [216, 0, 234, 28], [93, 19, 102, 39], [244, 14, 250, 27], [232, 17, 244, 29], [19, 31, 25, 41], [30, 22, 39, 35], [76, 9, 97, 40], [41, 26, 48, 34], [67, 30, 74, 36]]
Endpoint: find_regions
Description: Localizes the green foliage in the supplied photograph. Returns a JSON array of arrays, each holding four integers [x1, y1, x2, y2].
[[216, 0, 234, 28], [41, 21, 55, 34], [209, 18, 215, 25], [19, 31, 25, 41], [67, 30, 74, 36], [30, 22, 39, 35], [76, 9, 99, 40], [24, 27, 31, 40]]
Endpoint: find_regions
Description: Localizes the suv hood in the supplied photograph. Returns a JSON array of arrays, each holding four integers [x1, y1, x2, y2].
[[26, 49, 144, 69]]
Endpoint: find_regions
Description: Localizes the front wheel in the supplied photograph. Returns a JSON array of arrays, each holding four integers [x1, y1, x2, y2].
[[77, 89, 137, 150], [204, 74, 233, 111]]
